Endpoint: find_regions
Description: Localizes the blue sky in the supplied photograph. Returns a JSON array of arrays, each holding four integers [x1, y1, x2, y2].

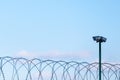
[[0, 0, 120, 62]]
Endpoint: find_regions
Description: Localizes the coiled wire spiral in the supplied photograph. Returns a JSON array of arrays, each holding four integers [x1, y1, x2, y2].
[[0, 56, 120, 80]]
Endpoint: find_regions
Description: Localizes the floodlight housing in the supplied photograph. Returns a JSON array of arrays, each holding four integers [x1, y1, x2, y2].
[[93, 36, 107, 43]]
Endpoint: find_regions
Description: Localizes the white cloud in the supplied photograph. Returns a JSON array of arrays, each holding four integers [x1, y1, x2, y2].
[[14, 50, 35, 58], [14, 50, 92, 60]]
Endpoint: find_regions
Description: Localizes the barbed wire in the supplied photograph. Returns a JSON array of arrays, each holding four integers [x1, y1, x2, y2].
[[0, 56, 120, 80]]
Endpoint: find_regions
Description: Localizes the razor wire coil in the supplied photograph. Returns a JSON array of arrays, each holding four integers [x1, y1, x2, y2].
[[0, 56, 120, 80]]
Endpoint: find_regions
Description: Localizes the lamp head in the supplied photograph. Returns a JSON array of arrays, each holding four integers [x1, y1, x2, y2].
[[93, 36, 107, 43]]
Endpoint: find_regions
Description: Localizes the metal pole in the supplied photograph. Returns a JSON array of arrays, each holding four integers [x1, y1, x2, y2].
[[99, 42, 101, 80], [92, 36, 106, 80]]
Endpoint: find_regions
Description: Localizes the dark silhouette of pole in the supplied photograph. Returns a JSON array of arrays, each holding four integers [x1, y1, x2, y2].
[[93, 36, 106, 80], [99, 42, 101, 80]]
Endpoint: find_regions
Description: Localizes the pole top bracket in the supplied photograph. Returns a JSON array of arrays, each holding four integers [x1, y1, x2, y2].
[[93, 36, 107, 43]]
